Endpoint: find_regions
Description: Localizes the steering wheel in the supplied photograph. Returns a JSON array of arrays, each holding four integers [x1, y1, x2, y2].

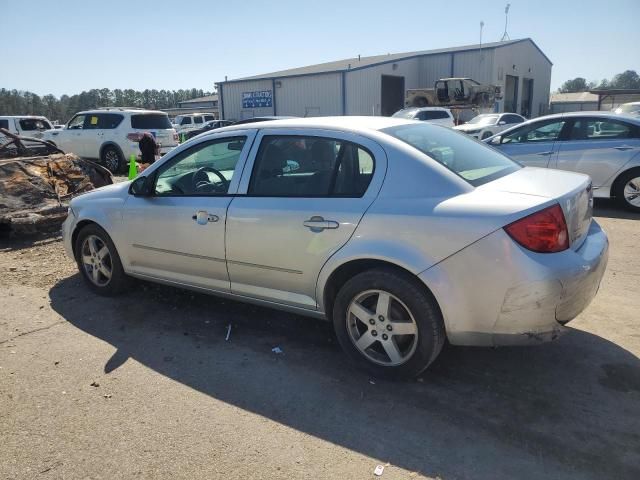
[[193, 166, 229, 193]]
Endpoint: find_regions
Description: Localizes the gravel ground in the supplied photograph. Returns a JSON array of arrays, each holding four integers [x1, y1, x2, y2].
[[0, 199, 639, 479]]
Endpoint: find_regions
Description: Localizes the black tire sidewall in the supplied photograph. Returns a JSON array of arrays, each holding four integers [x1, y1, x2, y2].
[[74, 224, 128, 296], [101, 146, 124, 174], [615, 169, 640, 212], [332, 268, 445, 379]]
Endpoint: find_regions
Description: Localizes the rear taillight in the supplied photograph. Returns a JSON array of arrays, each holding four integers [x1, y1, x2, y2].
[[504, 204, 569, 253], [127, 132, 144, 142]]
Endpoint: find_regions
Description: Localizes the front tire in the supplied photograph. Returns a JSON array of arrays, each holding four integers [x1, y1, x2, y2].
[[101, 145, 124, 174], [481, 131, 493, 140], [74, 224, 130, 296], [332, 268, 445, 379]]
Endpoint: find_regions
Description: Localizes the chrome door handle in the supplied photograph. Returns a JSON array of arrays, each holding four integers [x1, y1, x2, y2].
[[536, 151, 554, 156], [614, 146, 634, 151], [303, 216, 339, 232], [192, 211, 219, 225]]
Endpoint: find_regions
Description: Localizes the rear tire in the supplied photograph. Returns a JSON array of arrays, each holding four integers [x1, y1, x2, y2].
[[74, 224, 130, 296], [332, 268, 445, 379], [614, 169, 640, 212], [101, 145, 124, 174]]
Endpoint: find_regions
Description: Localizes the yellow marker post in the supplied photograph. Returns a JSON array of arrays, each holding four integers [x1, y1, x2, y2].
[[128, 154, 137, 180]]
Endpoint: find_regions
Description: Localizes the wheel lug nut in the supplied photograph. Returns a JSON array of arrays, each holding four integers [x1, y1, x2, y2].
[[382, 334, 388, 340], [378, 315, 385, 322], [371, 330, 378, 336], [386, 325, 392, 331], [369, 319, 375, 325]]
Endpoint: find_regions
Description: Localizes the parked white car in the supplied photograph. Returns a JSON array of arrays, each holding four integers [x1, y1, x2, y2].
[[454, 113, 525, 140], [614, 102, 640, 117], [485, 111, 640, 211], [0, 115, 54, 143], [43, 109, 179, 173], [391, 107, 455, 127], [62, 116, 607, 378], [173, 113, 216, 134]]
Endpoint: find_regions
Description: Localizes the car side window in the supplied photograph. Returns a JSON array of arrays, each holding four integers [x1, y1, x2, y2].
[[154, 136, 247, 196], [67, 115, 86, 130], [181, 117, 192, 125], [98, 113, 124, 129], [248, 135, 375, 197], [0, 119, 9, 129], [83, 114, 101, 130], [569, 118, 633, 140], [502, 120, 566, 144], [194, 116, 203, 124]]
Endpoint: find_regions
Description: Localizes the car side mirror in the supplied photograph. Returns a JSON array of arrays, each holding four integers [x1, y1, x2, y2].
[[498, 121, 506, 125], [489, 135, 502, 145], [129, 175, 154, 197]]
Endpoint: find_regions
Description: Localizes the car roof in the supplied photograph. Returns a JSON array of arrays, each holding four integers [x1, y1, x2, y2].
[[77, 109, 167, 115], [210, 116, 417, 136]]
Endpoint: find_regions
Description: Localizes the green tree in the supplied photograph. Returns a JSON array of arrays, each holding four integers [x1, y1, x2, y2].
[[559, 77, 594, 93]]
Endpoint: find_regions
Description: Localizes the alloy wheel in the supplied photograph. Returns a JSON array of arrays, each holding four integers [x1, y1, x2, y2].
[[104, 149, 120, 172], [346, 289, 419, 366], [623, 177, 640, 207], [81, 235, 113, 287]]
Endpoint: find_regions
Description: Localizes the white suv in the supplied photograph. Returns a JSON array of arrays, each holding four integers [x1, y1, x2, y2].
[[391, 107, 455, 127], [173, 113, 216, 134], [43, 109, 178, 172]]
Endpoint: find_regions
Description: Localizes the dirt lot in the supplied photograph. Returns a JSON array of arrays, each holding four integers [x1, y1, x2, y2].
[[1, 200, 639, 479]]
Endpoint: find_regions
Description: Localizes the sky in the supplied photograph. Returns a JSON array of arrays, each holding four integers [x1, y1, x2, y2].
[[1, 0, 639, 97]]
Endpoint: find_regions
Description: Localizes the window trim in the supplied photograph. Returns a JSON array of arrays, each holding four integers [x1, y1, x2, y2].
[[151, 135, 250, 198], [245, 134, 376, 198]]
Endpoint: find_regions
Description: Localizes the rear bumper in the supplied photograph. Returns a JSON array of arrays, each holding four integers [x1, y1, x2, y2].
[[419, 220, 608, 347]]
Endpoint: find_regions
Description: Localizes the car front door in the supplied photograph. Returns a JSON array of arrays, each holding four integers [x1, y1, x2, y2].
[[225, 129, 386, 310], [552, 117, 640, 187], [59, 114, 87, 156], [121, 131, 256, 291], [496, 118, 568, 167]]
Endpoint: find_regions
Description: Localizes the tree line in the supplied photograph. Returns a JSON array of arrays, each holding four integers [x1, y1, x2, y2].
[[558, 70, 640, 93], [0, 88, 213, 123]]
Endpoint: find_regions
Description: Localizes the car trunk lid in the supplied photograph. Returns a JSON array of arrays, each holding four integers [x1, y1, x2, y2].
[[477, 167, 593, 250]]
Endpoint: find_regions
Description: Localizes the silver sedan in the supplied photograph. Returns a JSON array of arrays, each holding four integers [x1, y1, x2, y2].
[[484, 112, 640, 211], [62, 117, 608, 378]]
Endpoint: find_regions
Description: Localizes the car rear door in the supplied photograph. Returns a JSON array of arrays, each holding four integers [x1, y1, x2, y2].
[[496, 117, 568, 168], [551, 116, 640, 187], [121, 131, 256, 291], [225, 128, 386, 310]]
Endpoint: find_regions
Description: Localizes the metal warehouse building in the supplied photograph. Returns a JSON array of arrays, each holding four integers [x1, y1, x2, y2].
[[217, 38, 551, 121]]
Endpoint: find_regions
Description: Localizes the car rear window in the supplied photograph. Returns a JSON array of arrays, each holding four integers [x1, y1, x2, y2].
[[418, 111, 450, 120], [131, 114, 172, 130], [384, 123, 520, 187], [0, 119, 9, 129]]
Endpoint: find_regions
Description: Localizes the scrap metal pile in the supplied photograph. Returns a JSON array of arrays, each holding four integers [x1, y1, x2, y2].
[[0, 129, 112, 237]]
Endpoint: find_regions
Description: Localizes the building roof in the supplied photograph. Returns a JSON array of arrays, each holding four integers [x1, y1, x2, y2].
[[178, 94, 218, 104], [550, 92, 598, 104], [220, 38, 551, 84]]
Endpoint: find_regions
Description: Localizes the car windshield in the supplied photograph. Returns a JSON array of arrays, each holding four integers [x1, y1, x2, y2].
[[391, 109, 418, 119], [468, 114, 499, 126], [383, 123, 520, 186], [131, 114, 172, 129]]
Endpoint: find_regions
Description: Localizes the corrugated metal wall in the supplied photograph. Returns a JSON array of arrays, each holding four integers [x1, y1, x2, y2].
[[221, 79, 274, 121], [451, 49, 495, 84], [419, 54, 455, 86], [345, 58, 420, 115], [277, 73, 342, 117], [493, 42, 552, 117]]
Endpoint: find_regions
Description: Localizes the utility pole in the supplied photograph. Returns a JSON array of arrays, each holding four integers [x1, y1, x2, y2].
[[501, 3, 511, 41]]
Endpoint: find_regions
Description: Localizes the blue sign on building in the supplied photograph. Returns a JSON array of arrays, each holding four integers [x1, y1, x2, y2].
[[242, 90, 273, 108]]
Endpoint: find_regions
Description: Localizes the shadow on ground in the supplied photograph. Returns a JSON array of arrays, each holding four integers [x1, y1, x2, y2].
[[593, 198, 640, 220], [50, 275, 640, 479]]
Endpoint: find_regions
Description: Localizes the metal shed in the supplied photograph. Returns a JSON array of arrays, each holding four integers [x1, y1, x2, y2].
[[217, 38, 552, 120]]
